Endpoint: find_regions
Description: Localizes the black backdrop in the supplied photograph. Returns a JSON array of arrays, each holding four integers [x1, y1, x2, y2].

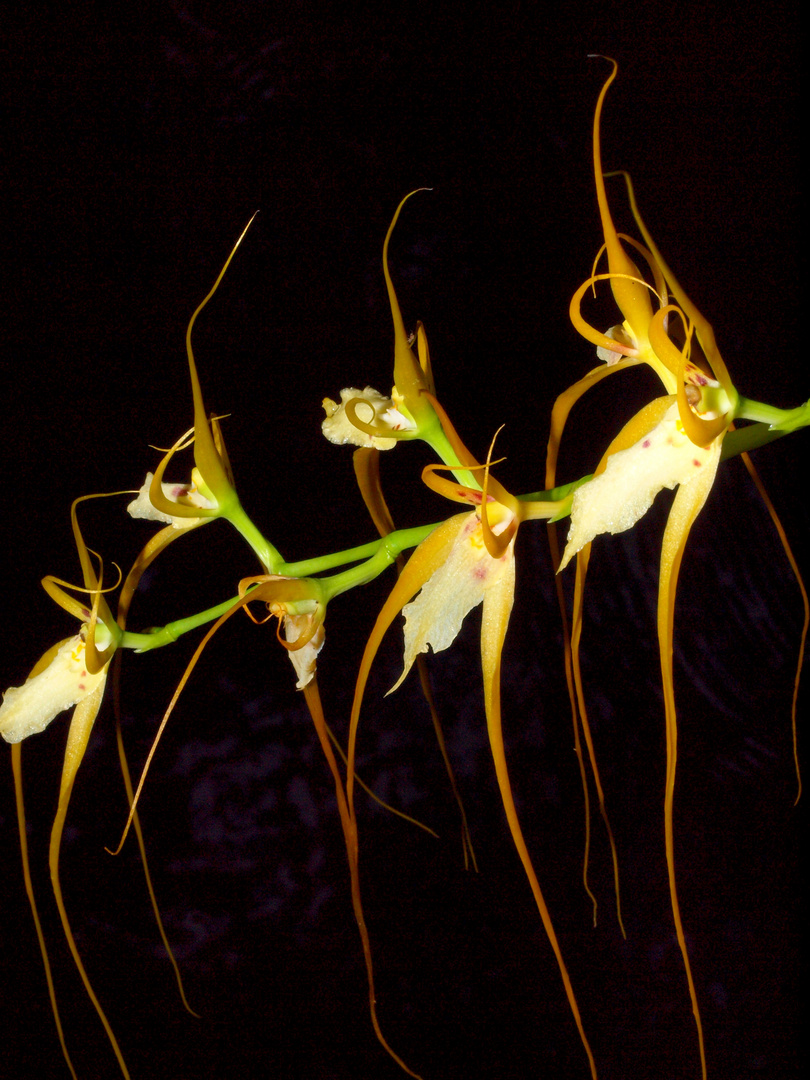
[[2, 4, 804, 1079]]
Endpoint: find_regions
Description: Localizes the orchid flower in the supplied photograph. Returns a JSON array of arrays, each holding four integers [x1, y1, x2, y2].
[[548, 59, 801, 1080], [347, 398, 598, 1079], [1, 499, 119, 744], [552, 58, 738, 501], [141, 215, 281, 573], [1, 496, 133, 1078], [322, 192, 433, 449], [323, 193, 481, 486], [115, 573, 329, 848]]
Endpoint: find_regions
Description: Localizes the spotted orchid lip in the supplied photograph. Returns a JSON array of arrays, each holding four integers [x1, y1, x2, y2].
[[0, 634, 109, 744]]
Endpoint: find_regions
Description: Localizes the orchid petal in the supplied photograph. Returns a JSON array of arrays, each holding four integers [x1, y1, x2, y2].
[[392, 511, 515, 693], [352, 448, 397, 537], [184, 215, 257, 507], [589, 58, 656, 346], [561, 400, 718, 570], [48, 680, 130, 1079], [545, 354, 641, 490], [321, 386, 411, 449], [617, 168, 738, 407], [0, 636, 107, 744]]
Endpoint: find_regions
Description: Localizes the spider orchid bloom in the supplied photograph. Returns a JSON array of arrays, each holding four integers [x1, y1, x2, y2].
[[347, 400, 598, 1078], [550, 58, 739, 501], [3, 497, 160, 1080], [118, 573, 329, 852], [323, 191, 447, 452], [1, 500, 118, 744], [552, 61, 754, 1080]]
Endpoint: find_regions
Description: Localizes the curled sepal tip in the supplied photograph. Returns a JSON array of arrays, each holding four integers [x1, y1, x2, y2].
[[322, 386, 417, 449]]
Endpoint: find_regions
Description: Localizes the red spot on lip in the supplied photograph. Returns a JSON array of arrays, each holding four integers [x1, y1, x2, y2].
[[78, 683, 85, 691], [693, 459, 701, 467], [642, 439, 651, 448]]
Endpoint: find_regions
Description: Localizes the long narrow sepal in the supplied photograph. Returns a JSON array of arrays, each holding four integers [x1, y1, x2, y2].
[[480, 565, 597, 1079], [185, 214, 258, 504], [49, 681, 131, 1079], [302, 680, 423, 1079], [657, 443, 721, 1080]]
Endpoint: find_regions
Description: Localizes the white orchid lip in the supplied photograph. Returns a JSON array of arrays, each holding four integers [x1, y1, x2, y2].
[[391, 508, 515, 694], [283, 614, 325, 690], [127, 471, 216, 528], [597, 322, 636, 365], [0, 633, 108, 743], [321, 386, 417, 450], [560, 402, 722, 571]]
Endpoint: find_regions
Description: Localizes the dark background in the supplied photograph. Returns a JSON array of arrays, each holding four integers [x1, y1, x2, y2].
[[1, 4, 804, 1079]]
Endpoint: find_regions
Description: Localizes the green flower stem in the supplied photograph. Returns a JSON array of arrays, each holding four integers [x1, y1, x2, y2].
[[518, 475, 594, 505], [321, 522, 440, 601], [279, 537, 405, 578], [118, 522, 441, 652], [735, 395, 810, 434], [120, 594, 247, 652], [221, 496, 284, 572], [721, 416, 808, 461]]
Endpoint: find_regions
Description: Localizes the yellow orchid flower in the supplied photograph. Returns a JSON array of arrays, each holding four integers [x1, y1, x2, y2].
[[146, 413, 237, 525], [1, 499, 119, 743], [347, 399, 598, 1079], [113, 572, 329, 853], [552, 58, 738, 501], [552, 60, 781, 1080], [237, 573, 326, 689], [322, 193, 457, 459], [2, 495, 132, 1079]]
